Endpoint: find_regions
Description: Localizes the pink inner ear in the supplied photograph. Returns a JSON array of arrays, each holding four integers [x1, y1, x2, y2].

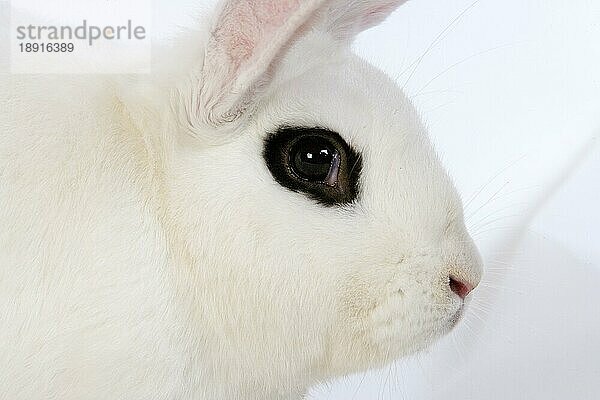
[[198, 0, 326, 129], [213, 0, 303, 75]]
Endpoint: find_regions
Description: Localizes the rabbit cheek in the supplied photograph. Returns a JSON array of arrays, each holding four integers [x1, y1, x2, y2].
[[332, 259, 461, 369]]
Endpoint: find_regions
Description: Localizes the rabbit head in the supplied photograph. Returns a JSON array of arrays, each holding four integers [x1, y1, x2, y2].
[[141, 0, 483, 395]]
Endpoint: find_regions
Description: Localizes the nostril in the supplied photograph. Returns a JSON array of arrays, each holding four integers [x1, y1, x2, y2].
[[449, 276, 474, 300]]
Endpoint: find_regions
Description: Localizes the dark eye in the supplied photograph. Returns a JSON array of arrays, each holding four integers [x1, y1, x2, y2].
[[290, 136, 339, 185], [263, 127, 362, 206]]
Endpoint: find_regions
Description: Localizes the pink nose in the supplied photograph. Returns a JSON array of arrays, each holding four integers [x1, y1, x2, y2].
[[449, 276, 474, 300]]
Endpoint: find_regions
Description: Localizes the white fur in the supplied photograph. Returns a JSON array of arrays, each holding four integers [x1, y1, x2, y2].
[[0, 1, 482, 399]]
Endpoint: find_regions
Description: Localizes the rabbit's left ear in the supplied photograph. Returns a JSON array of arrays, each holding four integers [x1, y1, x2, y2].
[[190, 0, 328, 138], [188, 0, 406, 140]]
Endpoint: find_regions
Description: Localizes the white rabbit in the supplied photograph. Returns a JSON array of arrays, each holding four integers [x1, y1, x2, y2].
[[0, 1, 482, 399]]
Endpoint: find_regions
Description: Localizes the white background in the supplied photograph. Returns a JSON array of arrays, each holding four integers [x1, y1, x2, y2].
[[159, 1, 600, 399]]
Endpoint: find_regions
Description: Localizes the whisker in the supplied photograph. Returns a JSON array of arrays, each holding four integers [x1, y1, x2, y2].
[[422, 100, 457, 115], [470, 214, 522, 233], [467, 201, 528, 227], [351, 367, 368, 399], [466, 180, 510, 221], [479, 282, 527, 295], [466, 185, 541, 224], [463, 153, 527, 212], [412, 42, 517, 98], [401, 0, 484, 90]]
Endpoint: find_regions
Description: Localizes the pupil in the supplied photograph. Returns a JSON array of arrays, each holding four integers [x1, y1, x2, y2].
[[291, 136, 337, 181]]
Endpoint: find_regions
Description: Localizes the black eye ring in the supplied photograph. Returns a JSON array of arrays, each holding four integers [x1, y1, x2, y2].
[[263, 127, 362, 206]]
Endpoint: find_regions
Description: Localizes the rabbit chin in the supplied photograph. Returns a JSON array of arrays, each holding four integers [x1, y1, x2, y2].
[[363, 291, 464, 365]]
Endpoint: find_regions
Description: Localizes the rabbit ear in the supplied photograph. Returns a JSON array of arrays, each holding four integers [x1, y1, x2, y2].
[[322, 0, 407, 41], [189, 0, 406, 140], [193, 0, 327, 135]]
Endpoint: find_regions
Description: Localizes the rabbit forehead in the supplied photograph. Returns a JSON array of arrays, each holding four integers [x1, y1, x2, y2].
[[259, 51, 415, 149], [253, 46, 462, 226], [259, 32, 429, 156]]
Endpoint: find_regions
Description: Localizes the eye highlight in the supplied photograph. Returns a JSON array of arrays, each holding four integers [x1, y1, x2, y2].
[[263, 127, 361, 206]]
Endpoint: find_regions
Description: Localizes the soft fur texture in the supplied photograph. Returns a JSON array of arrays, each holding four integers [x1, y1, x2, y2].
[[0, 1, 482, 399]]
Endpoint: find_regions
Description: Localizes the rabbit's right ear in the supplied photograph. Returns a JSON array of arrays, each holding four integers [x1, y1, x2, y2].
[[321, 0, 408, 41], [185, 0, 328, 141]]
